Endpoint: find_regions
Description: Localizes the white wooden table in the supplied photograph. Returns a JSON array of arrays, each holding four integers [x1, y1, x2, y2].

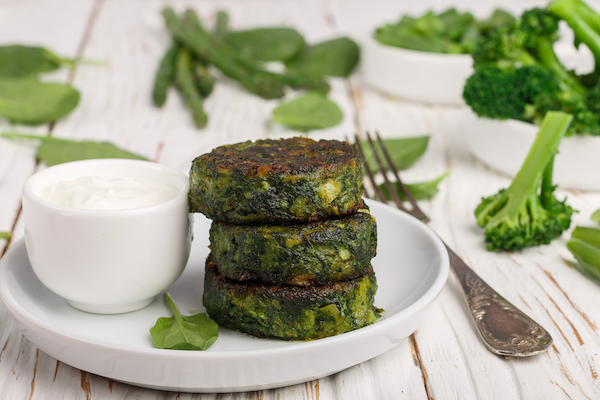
[[2, 0, 600, 398]]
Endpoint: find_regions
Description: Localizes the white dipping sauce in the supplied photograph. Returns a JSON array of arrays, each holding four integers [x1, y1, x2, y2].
[[43, 176, 181, 210]]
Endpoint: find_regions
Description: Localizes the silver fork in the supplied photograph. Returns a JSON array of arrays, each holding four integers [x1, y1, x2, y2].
[[356, 131, 553, 357]]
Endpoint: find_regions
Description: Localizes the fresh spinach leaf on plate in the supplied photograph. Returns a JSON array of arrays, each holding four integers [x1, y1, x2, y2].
[[271, 91, 343, 131], [150, 292, 219, 350], [0, 78, 80, 124], [1, 132, 148, 166]]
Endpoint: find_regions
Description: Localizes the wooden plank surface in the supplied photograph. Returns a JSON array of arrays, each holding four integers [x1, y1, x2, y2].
[[1, 0, 600, 399]]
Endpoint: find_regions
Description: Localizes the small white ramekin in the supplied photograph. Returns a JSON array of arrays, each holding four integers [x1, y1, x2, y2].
[[22, 159, 193, 314], [361, 35, 473, 105]]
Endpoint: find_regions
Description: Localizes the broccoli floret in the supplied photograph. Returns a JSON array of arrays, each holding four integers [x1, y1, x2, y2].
[[465, 5, 600, 135], [474, 111, 575, 251], [463, 63, 562, 121]]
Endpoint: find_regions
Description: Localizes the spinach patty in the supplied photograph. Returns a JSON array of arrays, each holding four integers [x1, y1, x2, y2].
[[189, 137, 363, 223], [203, 255, 380, 340], [210, 209, 377, 286]]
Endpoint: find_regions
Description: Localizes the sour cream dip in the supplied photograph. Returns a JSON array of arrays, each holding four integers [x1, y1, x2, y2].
[[43, 175, 181, 210]]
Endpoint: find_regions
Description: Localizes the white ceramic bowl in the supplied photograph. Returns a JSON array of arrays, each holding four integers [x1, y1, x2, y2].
[[22, 159, 192, 314], [463, 110, 600, 191], [361, 34, 473, 105]]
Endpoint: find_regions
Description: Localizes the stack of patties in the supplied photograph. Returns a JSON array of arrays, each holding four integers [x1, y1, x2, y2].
[[189, 137, 380, 340]]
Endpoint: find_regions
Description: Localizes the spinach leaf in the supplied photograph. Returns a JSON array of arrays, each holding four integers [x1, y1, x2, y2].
[[378, 170, 450, 201], [0, 78, 80, 124], [271, 92, 343, 131], [224, 27, 305, 62], [285, 37, 359, 77], [1, 132, 148, 166], [150, 292, 218, 350], [0, 45, 65, 78], [592, 208, 600, 225], [0, 232, 11, 240], [360, 136, 429, 172]]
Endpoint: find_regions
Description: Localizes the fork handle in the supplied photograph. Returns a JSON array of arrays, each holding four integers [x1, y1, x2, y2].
[[446, 246, 553, 357]]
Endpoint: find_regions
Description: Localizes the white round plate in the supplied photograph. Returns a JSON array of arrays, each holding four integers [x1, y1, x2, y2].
[[361, 34, 473, 105], [0, 199, 449, 393], [463, 110, 600, 191]]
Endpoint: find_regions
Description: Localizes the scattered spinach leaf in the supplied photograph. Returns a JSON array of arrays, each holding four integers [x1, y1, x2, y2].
[[360, 136, 429, 172], [591, 208, 600, 225], [0, 232, 11, 240], [224, 27, 305, 62], [1, 132, 148, 166], [150, 292, 219, 350], [0, 78, 80, 124], [378, 170, 450, 201], [285, 37, 360, 77], [272, 92, 343, 131], [0, 45, 68, 78]]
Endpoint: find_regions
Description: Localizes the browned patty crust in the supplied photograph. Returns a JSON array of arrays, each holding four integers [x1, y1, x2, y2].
[[189, 137, 364, 223], [202, 254, 380, 340]]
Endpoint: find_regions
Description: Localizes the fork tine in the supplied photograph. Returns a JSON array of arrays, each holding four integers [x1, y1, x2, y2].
[[373, 131, 429, 222], [363, 131, 407, 211], [353, 133, 387, 203]]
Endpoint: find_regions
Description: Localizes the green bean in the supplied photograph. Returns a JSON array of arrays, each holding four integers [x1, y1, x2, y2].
[[152, 42, 179, 107], [175, 47, 208, 128], [193, 59, 214, 97]]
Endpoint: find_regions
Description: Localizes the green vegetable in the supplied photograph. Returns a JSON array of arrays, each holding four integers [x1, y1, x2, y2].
[[567, 227, 600, 281], [374, 8, 514, 55], [0, 78, 80, 125], [1, 132, 148, 166], [360, 136, 429, 172], [591, 208, 600, 224], [474, 111, 575, 251], [224, 27, 305, 62], [464, 1, 600, 136], [379, 171, 450, 201], [271, 92, 343, 131], [174, 47, 208, 128], [150, 292, 218, 350], [0, 232, 11, 240], [152, 42, 179, 107], [547, 0, 600, 76], [192, 59, 214, 98], [0, 45, 79, 78], [285, 37, 359, 77], [213, 10, 229, 40]]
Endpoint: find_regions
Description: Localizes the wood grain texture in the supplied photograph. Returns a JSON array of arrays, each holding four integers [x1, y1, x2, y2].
[[2, 0, 600, 398]]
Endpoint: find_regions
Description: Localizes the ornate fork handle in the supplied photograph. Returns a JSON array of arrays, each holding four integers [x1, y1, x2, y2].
[[356, 131, 553, 357], [447, 247, 552, 357]]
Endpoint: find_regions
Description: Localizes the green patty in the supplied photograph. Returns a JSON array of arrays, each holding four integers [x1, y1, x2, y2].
[[203, 255, 380, 340], [189, 137, 363, 223], [210, 209, 377, 286]]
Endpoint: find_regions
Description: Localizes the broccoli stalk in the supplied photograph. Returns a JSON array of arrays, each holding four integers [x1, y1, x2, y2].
[[474, 111, 575, 251], [547, 0, 600, 75]]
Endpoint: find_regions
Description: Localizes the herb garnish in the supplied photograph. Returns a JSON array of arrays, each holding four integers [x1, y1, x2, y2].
[[150, 292, 218, 350]]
